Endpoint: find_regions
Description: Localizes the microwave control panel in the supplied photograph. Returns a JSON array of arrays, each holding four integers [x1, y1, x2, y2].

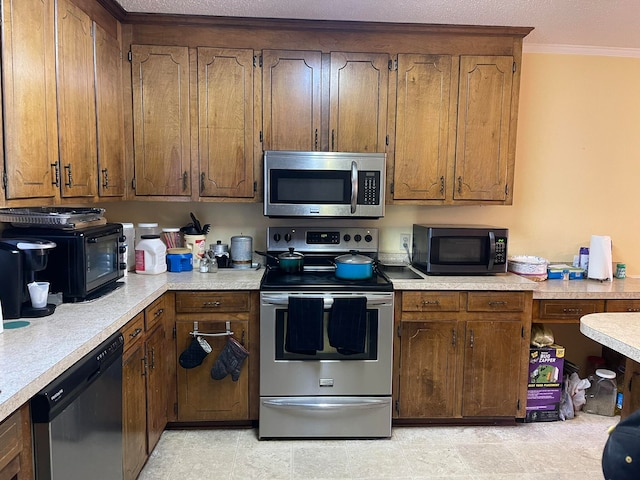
[[357, 171, 381, 205], [494, 237, 507, 264]]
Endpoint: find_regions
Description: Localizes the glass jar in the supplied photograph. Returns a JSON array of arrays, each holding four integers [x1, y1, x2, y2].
[[584, 368, 617, 416]]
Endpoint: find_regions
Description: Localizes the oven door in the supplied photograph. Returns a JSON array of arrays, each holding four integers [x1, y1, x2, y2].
[[259, 291, 393, 397]]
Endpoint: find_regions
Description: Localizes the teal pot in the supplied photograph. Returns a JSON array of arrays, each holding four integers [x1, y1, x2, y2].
[[334, 252, 375, 280]]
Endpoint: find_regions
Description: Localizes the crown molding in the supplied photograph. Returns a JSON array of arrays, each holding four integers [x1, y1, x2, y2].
[[524, 43, 640, 58]]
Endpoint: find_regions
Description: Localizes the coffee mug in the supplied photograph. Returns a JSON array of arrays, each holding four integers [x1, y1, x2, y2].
[[184, 234, 207, 260]]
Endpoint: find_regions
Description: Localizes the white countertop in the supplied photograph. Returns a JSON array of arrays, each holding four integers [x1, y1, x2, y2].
[[2, 265, 640, 424], [581, 312, 640, 363]]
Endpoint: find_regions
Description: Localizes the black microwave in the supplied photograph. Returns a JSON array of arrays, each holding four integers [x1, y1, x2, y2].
[[412, 224, 508, 275], [4, 223, 124, 302]]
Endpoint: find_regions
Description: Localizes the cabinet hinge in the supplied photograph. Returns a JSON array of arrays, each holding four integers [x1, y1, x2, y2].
[[388, 59, 397, 71], [2, 171, 6, 190], [385, 134, 389, 146], [254, 181, 257, 193], [505, 183, 509, 196], [513, 62, 516, 73], [396, 325, 401, 338], [395, 399, 400, 414], [131, 178, 136, 190], [521, 326, 524, 338], [517, 399, 520, 410], [259, 131, 263, 143], [254, 55, 263, 67], [128, 50, 132, 62], [173, 325, 177, 339], [390, 183, 394, 194]]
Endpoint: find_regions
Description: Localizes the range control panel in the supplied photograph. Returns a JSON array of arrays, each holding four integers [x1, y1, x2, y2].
[[266, 227, 378, 253]]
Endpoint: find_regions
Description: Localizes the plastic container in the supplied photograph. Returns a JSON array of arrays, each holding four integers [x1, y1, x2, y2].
[[162, 228, 182, 249], [166, 248, 193, 272], [615, 263, 626, 279], [136, 223, 160, 248], [135, 235, 167, 274], [584, 368, 617, 416], [579, 246, 589, 274]]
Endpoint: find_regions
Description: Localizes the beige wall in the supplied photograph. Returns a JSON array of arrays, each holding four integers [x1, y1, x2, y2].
[[100, 52, 640, 273]]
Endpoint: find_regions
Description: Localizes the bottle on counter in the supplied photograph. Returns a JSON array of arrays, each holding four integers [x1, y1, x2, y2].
[[579, 247, 589, 275], [615, 263, 626, 279], [135, 235, 167, 274]]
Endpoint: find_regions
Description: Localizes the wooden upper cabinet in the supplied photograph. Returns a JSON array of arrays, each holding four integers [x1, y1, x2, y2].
[[198, 48, 255, 198], [393, 54, 453, 200], [131, 45, 191, 196], [55, 0, 97, 198], [94, 21, 125, 197], [262, 50, 322, 151], [1, 0, 59, 200], [329, 52, 389, 153], [454, 56, 514, 201]]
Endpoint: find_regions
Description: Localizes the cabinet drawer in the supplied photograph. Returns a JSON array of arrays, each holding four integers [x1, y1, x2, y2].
[[401, 291, 460, 312], [176, 291, 251, 313], [606, 300, 640, 312], [537, 300, 605, 319], [0, 409, 21, 472], [467, 292, 526, 312], [145, 294, 168, 330], [122, 312, 145, 352]]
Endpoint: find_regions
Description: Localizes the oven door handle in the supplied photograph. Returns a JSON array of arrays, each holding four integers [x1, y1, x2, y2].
[[261, 295, 391, 307], [263, 397, 389, 411]]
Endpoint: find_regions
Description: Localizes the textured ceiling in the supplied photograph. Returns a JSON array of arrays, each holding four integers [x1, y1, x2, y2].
[[115, 0, 640, 50]]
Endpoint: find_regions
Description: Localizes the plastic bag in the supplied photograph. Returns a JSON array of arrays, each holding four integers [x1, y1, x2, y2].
[[568, 372, 591, 413], [559, 374, 575, 420], [531, 324, 555, 347]]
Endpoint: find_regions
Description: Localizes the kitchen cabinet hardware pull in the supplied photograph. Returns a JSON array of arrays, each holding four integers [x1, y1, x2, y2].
[[488, 301, 507, 306], [469, 329, 474, 348], [452, 328, 457, 347], [331, 129, 335, 151], [422, 300, 440, 306], [562, 308, 582, 314], [64, 163, 73, 188], [51, 163, 60, 186], [200, 172, 205, 193], [101, 168, 109, 188], [182, 171, 188, 191], [141, 357, 147, 376], [129, 328, 142, 338], [189, 320, 234, 338], [457, 176, 462, 194], [154, 308, 164, 317], [150, 347, 155, 369], [440, 176, 445, 195], [627, 308, 640, 312], [203, 301, 221, 308], [314, 129, 318, 150]]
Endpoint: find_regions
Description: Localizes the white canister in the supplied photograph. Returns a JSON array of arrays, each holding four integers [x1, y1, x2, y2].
[[135, 223, 160, 248], [231, 235, 253, 268], [183, 234, 207, 262], [135, 235, 167, 274]]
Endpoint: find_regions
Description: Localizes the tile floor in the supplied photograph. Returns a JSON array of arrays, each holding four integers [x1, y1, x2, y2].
[[139, 412, 615, 479]]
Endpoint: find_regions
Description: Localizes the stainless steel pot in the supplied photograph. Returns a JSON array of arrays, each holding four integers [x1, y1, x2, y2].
[[334, 252, 375, 280]]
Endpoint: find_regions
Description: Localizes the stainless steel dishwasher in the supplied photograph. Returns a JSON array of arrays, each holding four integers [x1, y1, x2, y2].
[[31, 331, 124, 480]]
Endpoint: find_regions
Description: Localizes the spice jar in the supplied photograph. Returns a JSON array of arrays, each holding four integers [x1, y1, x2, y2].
[[615, 263, 626, 279]]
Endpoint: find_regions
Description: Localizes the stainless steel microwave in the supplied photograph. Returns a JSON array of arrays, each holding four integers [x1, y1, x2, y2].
[[263, 150, 385, 218], [412, 224, 508, 275]]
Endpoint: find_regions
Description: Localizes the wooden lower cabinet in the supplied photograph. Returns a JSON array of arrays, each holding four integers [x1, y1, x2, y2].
[[395, 291, 531, 421], [174, 291, 258, 423], [0, 404, 33, 480], [122, 293, 175, 480]]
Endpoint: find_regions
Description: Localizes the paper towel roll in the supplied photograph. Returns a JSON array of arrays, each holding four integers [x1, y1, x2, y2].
[[587, 235, 613, 281]]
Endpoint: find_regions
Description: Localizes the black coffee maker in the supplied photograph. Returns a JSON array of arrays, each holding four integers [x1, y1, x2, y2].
[[0, 238, 56, 319]]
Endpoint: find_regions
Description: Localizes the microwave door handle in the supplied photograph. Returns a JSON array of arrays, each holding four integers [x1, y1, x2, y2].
[[350, 161, 358, 214], [487, 231, 496, 270]]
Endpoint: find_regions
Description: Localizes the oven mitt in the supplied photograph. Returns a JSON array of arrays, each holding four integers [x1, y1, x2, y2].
[[211, 336, 249, 381], [179, 336, 212, 369]]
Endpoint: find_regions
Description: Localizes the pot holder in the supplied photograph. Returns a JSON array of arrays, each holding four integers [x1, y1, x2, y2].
[[211, 336, 249, 381], [179, 336, 212, 369]]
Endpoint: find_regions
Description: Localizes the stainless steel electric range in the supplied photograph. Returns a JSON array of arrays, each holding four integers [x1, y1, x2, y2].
[[258, 226, 394, 439]]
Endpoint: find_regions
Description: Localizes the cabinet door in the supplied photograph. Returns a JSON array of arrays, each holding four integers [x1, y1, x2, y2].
[[454, 56, 513, 201], [122, 342, 147, 480], [398, 321, 459, 418], [262, 49, 322, 151], [461, 320, 522, 417], [145, 324, 168, 452], [393, 54, 453, 200], [94, 21, 125, 197], [1, 0, 59, 200], [55, 0, 97, 198], [176, 320, 249, 421], [329, 52, 389, 153], [131, 45, 191, 196], [198, 48, 254, 198]]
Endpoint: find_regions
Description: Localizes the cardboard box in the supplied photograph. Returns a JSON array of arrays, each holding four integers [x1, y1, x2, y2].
[[547, 265, 585, 280], [526, 344, 565, 422]]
